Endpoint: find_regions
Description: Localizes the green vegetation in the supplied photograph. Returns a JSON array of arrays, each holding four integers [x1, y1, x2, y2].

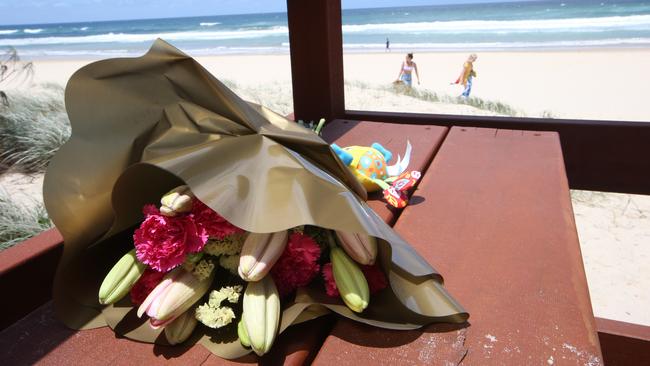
[[349, 80, 522, 117], [0, 83, 71, 173], [0, 48, 66, 249], [1, 47, 34, 107], [0, 187, 52, 250], [222, 79, 294, 117]]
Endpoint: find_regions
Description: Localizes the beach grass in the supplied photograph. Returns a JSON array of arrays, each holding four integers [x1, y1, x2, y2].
[[0, 186, 52, 250], [1, 47, 35, 103], [346, 80, 521, 117], [222, 79, 295, 117], [0, 83, 70, 173], [222, 78, 522, 118]]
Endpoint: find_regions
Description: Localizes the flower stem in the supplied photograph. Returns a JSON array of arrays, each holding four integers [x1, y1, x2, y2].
[[314, 118, 326, 135]]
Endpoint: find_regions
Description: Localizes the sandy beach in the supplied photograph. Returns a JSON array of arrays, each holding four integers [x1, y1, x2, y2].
[[2, 48, 650, 326], [572, 190, 650, 326], [26, 48, 650, 122], [344, 49, 650, 121]]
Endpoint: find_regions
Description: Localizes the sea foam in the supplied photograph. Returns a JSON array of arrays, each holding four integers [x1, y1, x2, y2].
[[0, 27, 289, 46], [342, 14, 650, 34]]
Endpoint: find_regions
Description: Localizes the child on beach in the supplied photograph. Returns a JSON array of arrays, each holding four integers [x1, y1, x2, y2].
[[454, 53, 477, 98], [395, 53, 420, 87]]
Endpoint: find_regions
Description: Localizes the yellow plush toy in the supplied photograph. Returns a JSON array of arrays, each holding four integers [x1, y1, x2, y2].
[[331, 141, 412, 193]]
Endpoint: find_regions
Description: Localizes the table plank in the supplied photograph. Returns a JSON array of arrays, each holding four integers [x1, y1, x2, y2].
[[314, 126, 603, 365], [322, 119, 447, 225]]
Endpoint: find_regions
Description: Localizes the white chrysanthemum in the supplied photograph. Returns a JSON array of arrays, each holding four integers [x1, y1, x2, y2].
[[206, 286, 243, 308], [207, 289, 228, 308], [221, 285, 243, 303], [195, 304, 236, 329], [194, 286, 244, 328]]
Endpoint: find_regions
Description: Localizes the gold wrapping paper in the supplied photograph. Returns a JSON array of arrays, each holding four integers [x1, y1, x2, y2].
[[44, 39, 468, 358]]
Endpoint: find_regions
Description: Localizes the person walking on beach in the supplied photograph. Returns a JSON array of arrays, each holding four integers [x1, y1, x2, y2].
[[395, 53, 420, 87], [386, 37, 390, 52], [454, 53, 477, 98]]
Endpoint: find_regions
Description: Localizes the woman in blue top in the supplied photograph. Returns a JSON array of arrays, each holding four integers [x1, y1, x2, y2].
[[395, 53, 420, 87]]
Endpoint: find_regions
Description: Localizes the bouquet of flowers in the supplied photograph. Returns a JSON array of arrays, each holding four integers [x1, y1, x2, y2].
[[44, 39, 467, 359], [98, 185, 392, 355]]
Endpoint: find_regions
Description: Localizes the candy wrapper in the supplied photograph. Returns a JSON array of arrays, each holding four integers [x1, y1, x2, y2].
[[383, 170, 421, 208], [44, 39, 468, 359]]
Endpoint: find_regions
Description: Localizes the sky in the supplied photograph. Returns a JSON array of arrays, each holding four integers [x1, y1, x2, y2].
[[0, 0, 533, 25]]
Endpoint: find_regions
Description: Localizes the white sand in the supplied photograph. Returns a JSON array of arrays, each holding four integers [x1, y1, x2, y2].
[[28, 55, 497, 118], [0, 173, 44, 207], [25, 55, 295, 87], [4, 49, 650, 326], [27, 49, 650, 121], [342, 49, 650, 121], [571, 190, 650, 326]]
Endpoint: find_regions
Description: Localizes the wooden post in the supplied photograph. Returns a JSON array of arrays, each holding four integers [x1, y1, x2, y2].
[[287, 0, 345, 123]]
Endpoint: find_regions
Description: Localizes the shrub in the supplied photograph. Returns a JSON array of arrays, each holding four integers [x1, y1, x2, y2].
[[0, 83, 71, 173], [0, 186, 52, 250]]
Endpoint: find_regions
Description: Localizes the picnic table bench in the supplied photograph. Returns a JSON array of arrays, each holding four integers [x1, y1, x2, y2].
[[0, 121, 605, 365]]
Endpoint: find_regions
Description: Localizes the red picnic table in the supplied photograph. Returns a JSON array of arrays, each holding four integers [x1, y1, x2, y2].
[[0, 121, 602, 365], [315, 122, 602, 365]]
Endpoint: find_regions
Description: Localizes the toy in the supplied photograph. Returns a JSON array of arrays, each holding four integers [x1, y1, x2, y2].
[[331, 141, 420, 208]]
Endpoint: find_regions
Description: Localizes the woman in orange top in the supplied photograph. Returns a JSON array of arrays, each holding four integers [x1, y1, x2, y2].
[[455, 53, 477, 98]]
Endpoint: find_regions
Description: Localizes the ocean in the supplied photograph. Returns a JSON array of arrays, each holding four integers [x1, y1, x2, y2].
[[1, 0, 649, 59]]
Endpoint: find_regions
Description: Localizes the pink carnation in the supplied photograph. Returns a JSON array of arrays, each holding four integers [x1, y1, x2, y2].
[[191, 199, 244, 239], [322, 262, 339, 297], [322, 263, 388, 298], [134, 204, 208, 272], [271, 232, 321, 297], [130, 268, 165, 305], [362, 264, 388, 294]]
